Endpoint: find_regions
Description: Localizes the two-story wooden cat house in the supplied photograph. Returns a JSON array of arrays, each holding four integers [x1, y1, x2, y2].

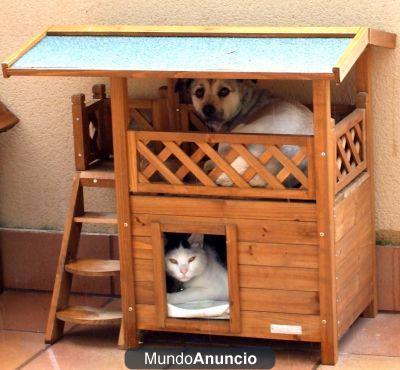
[[2, 26, 396, 365]]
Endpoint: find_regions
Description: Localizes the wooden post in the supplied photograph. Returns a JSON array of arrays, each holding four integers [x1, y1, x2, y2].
[[110, 77, 138, 348], [356, 48, 378, 318], [151, 223, 167, 328], [92, 84, 112, 159], [167, 78, 180, 130], [226, 224, 241, 333], [313, 80, 338, 365], [71, 94, 90, 170]]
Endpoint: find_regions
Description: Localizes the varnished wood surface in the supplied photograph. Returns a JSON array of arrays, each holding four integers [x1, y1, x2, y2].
[[45, 176, 84, 343], [74, 212, 117, 224], [356, 49, 378, 318], [65, 259, 120, 277], [131, 196, 317, 222], [312, 80, 338, 364], [56, 306, 122, 325], [135, 304, 321, 342], [46, 25, 361, 37], [110, 77, 137, 348]]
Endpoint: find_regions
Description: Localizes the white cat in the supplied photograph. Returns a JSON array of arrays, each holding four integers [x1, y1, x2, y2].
[[164, 234, 228, 305]]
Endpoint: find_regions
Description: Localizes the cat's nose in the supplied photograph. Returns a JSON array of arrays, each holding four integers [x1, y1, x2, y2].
[[180, 268, 188, 275]]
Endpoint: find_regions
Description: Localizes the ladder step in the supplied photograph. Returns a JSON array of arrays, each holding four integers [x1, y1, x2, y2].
[[80, 171, 115, 188], [80, 161, 115, 188], [56, 306, 122, 325], [65, 259, 120, 277], [74, 212, 117, 224]]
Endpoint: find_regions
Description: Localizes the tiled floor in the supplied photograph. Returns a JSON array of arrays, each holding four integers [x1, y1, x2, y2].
[[0, 290, 399, 369]]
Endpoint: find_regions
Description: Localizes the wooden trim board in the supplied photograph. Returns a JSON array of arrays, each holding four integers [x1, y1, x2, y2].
[[333, 27, 369, 83], [4, 68, 337, 80], [1, 27, 49, 78], [46, 25, 361, 37]]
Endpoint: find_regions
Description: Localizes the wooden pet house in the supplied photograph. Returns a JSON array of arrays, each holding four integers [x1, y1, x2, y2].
[[2, 26, 396, 365]]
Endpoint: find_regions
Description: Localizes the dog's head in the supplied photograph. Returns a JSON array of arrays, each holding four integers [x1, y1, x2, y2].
[[176, 79, 257, 132]]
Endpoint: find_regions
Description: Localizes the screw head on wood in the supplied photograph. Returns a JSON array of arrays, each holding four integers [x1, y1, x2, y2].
[[76, 117, 80, 121], [93, 179, 98, 183], [124, 222, 128, 227], [321, 151, 326, 157], [128, 306, 133, 312], [319, 232, 325, 237], [321, 319, 327, 324], [78, 153, 82, 157], [176, 108, 180, 112]]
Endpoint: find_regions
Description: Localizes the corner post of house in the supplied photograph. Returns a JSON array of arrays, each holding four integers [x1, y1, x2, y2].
[[110, 77, 138, 348], [313, 79, 338, 365], [356, 47, 378, 318]]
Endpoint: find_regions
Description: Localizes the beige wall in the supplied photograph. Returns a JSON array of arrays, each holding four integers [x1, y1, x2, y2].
[[0, 1, 399, 241]]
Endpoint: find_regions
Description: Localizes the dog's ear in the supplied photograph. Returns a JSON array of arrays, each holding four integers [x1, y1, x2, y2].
[[175, 79, 194, 93]]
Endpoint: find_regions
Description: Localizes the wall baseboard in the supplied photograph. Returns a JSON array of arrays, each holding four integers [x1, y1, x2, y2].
[[377, 245, 400, 311], [1, 228, 398, 311], [0, 228, 120, 296]]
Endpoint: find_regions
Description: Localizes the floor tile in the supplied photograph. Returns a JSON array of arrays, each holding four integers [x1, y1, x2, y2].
[[22, 326, 125, 370], [273, 349, 320, 369], [23, 324, 320, 370], [319, 354, 400, 369], [339, 313, 400, 356], [0, 330, 46, 370], [0, 290, 111, 332]]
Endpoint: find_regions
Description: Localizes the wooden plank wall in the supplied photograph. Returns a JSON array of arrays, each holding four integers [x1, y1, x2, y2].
[[334, 175, 374, 338], [130, 195, 321, 342]]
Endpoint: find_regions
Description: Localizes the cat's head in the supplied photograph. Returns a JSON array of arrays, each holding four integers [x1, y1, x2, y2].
[[164, 234, 207, 283]]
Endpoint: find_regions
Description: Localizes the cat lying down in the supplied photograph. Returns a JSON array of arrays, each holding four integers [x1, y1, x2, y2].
[[164, 234, 228, 306], [176, 79, 314, 187]]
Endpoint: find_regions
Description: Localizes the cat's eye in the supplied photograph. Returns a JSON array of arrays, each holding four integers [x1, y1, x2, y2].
[[188, 256, 196, 263], [194, 87, 205, 99], [169, 258, 178, 264], [218, 87, 230, 97]]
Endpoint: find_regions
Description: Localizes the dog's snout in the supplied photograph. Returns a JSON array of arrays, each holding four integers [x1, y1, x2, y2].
[[202, 104, 216, 118]]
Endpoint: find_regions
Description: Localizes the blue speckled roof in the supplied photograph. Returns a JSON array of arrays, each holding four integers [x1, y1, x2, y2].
[[11, 35, 352, 75]]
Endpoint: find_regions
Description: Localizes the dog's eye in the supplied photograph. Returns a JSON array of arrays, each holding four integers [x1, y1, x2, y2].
[[188, 256, 196, 263], [218, 87, 230, 97], [169, 259, 178, 264], [194, 88, 205, 99]]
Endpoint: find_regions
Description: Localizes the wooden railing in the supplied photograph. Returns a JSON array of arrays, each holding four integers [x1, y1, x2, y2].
[[127, 130, 315, 200], [335, 107, 366, 193], [73, 85, 367, 198]]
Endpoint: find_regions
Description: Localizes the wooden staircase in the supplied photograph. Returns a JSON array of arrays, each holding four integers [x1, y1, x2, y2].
[[44, 165, 123, 345]]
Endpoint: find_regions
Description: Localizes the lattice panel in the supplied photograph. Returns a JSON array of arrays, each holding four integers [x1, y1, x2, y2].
[[179, 105, 209, 132], [128, 131, 315, 200], [335, 108, 367, 192], [129, 105, 153, 131]]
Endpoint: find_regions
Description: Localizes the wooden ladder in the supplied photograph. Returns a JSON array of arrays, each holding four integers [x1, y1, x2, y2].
[[44, 163, 123, 345]]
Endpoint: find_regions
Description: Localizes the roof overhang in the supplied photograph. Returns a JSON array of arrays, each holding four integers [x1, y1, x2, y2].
[[2, 26, 396, 83]]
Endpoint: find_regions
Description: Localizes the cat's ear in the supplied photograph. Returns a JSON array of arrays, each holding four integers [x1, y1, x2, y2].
[[188, 233, 204, 249]]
